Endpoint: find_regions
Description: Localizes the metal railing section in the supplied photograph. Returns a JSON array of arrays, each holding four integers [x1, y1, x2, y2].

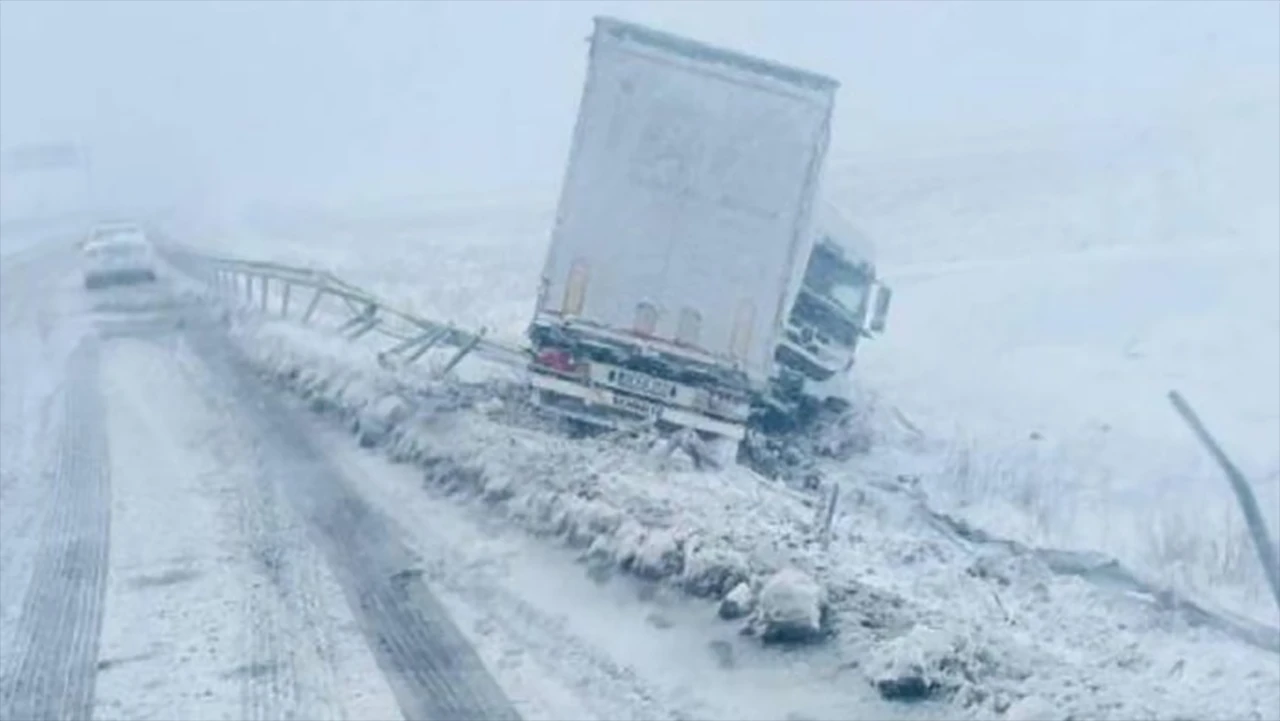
[[158, 244, 530, 376]]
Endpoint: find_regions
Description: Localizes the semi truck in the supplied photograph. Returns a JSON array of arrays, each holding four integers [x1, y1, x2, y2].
[[528, 17, 890, 452]]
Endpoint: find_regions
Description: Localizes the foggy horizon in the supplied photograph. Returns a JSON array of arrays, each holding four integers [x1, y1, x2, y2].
[[2, 0, 1277, 217]]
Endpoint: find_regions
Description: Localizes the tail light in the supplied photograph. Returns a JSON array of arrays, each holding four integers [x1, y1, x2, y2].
[[535, 348, 580, 375]]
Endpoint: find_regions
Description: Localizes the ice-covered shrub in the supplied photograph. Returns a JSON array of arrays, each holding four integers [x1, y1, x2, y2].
[[865, 624, 1004, 702], [749, 568, 828, 644]]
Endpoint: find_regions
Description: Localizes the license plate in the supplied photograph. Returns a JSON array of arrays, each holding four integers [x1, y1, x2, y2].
[[611, 368, 677, 399], [611, 392, 660, 418]]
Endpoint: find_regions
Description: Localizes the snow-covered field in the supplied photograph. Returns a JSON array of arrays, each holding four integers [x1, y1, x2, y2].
[[867, 241, 1280, 623], [186, 91, 1280, 632]]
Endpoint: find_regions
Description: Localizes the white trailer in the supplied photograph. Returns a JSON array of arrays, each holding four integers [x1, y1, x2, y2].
[[528, 17, 840, 445]]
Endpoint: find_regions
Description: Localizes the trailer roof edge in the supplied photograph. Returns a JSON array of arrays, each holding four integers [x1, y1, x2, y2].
[[593, 16, 840, 94]]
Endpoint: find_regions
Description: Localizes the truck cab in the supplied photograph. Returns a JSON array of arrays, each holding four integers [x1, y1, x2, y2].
[[745, 204, 892, 431], [776, 203, 891, 396]]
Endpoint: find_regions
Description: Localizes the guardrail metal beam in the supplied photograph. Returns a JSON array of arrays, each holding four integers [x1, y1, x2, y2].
[[158, 243, 529, 376]]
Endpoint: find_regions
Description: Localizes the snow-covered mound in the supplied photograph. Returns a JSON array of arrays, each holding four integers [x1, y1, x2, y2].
[[212, 308, 1279, 720]]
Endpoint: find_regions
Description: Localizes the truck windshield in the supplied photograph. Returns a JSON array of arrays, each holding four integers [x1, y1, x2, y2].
[[790, 237, 872, 347], [807, 239, 870, 302]]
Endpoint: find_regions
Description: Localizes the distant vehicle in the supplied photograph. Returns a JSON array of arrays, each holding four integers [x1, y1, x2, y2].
[[527, 17, 890, 453], [81, 223, 157, 289]]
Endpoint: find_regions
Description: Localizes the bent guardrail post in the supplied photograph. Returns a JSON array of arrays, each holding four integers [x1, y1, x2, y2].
[[348, 313, 382, 340], [379, 327, 442, 363], [281, 282, 292, 317], [260, 275, 269, 312], [338, 302, 376, 335], [818, 482, 840, 551], [405, 325, 451, 364], [301, 288, 325, 324], [1169, 390, 1280, 612], [437, 327, 487, 378]]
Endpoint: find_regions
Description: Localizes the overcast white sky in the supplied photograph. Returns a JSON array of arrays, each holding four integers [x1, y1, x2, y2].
[[1, 0, 1276, 214]]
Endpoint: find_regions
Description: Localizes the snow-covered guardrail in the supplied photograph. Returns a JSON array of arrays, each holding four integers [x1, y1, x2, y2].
[[157, 243, 530, 375]]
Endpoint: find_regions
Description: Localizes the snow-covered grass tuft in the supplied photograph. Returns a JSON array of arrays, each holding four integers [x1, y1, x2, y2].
[[864, 623, 1013, 705], [929, 430, 1280, 625]]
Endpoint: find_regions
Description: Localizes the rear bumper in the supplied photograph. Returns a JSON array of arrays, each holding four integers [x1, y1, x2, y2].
[[530, 371, 746, 440], [84, 268, 157, 288]]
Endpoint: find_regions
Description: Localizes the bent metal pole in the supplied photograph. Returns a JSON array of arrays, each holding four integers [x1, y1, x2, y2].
[[1169, 390, 1280, 613]]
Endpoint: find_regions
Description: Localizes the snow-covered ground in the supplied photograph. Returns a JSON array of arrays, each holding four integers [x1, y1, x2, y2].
[[205, 273, 1280, 720], [93, 336, 404, 720], [0, 251, 422, 720], [848, 91, 1280, 624], [186, 91, 1280, 631], [866, 240, 1280, 623]]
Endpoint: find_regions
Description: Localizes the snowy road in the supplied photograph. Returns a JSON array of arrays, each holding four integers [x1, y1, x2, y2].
[[0, 245, 516, 720], [0, 244, 910, 721]]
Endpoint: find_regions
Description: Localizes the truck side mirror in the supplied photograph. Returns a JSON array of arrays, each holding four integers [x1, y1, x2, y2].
[[869, 285, 892, 334]]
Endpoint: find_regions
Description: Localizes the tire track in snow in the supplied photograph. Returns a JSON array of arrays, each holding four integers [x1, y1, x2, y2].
[[0, 340, 110, 721], [89, 330, 398, 721], [0, 326, 64, 663], [234, 456, 303, 721], [233, 443, 342, 721], [153, 332, 356, 721], [182, 323, 520, 721]]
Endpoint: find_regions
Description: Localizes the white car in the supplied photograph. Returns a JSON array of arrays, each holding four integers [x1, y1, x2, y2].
[[81, 224, 158, 289]]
